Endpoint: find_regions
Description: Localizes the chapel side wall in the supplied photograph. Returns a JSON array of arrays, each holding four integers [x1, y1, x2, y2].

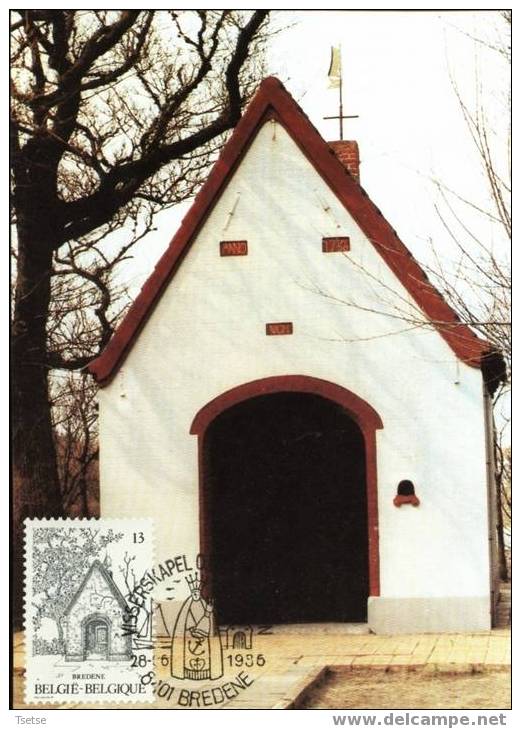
[[99, 121, 491, 614]]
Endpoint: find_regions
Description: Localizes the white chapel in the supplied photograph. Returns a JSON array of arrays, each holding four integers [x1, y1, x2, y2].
[[89, 77, 505, 634]]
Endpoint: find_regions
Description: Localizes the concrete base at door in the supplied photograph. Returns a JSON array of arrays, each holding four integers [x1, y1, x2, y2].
[[157, 598, 492, 637], [368, 596, 491, 634]]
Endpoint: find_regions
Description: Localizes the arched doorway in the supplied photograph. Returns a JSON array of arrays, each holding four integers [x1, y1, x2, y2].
[[233, 631, 247, 649], [191, 376, 383, 625], [82, 615, 110, 659]]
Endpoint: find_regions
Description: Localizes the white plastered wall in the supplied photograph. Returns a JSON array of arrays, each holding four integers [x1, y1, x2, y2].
[[99, 120, 490, 623]]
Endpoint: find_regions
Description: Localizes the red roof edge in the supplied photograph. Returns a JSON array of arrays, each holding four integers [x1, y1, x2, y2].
[[88, 76, 501, 388]]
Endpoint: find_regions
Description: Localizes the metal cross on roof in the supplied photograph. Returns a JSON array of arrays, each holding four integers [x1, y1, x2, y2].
[[324, 45, 359, 140]]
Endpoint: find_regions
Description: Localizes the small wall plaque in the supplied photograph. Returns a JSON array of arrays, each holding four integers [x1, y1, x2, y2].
[[220, 240, 248, 256], [322, 236, 350, 253], [266, 322, 293, 336]]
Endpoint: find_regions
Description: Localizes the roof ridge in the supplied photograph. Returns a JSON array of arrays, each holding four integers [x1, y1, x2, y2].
[[63, 558, 128, 616], [88, 76, 501, 388]]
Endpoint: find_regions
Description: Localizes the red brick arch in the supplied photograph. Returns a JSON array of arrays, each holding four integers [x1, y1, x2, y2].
[[191, 375, 382, 598]]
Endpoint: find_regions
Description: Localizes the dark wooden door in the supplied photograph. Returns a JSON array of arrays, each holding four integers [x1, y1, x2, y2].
[[204, 392, 369, 624]]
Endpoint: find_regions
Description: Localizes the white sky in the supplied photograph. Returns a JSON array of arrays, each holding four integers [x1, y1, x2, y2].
[[273, 11, 507, 232], [125, 9, 510, 298]]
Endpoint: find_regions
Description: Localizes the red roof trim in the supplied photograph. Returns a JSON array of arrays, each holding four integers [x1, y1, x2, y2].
[[190, 375, 384, 435], [89, 76, 492, 385]]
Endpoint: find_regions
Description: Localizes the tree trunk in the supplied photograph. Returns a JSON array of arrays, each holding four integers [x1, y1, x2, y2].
[[80, 472, 90, 518], [493, 427, 509, 583], [56, 617, 65, 654], [495, 475, 509, 582], [12, 220, 63, 628]]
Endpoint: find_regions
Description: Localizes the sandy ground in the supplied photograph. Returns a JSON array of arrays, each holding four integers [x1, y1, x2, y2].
[[13, 628, 511, 710], [13, 665, 512, 711], [303, 669, 512, 710]]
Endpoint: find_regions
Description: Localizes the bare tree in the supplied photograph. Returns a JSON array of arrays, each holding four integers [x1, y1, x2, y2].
[[52, 371, 100, 517], [10, 9, 270, 624], [47, 235, 136, 519], [119, 552, 138, 596], [427, 11, 511, 579]]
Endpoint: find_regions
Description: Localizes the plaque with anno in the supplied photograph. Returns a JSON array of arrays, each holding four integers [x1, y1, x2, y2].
[[220, 240, 248, 256], [322, 236, 350, 253], [266, 322, 293, 336]]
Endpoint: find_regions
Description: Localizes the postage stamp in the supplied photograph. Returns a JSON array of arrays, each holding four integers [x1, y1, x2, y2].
[[24, 518, 154, 704]]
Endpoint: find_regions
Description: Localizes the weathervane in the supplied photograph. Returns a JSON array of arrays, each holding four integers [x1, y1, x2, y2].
[[324, 45, 359, 140]]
